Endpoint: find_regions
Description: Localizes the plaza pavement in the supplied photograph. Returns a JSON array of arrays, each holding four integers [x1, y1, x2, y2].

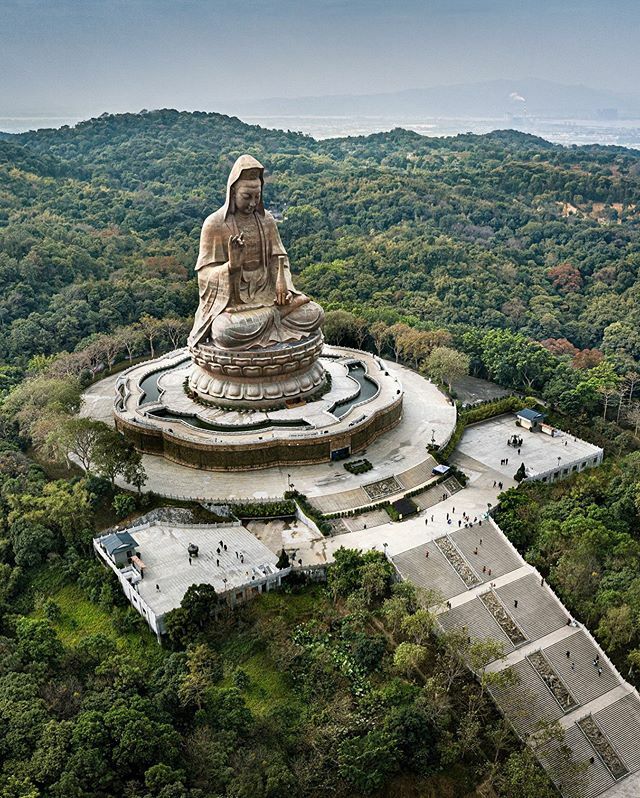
[[81, 354, 457, 503], [82, 383, 639, 795]]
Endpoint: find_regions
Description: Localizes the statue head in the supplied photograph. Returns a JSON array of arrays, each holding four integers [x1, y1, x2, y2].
[[232, 176, 262, 216], [224, 155, 265, 217]]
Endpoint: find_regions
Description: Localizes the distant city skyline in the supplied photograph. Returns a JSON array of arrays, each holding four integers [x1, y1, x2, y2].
[[1, 0, 639, 118]]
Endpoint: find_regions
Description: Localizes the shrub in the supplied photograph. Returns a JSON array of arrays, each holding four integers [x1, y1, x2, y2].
[[112, 492, 137, 519]]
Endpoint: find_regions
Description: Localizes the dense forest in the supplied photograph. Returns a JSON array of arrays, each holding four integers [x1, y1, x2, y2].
[[1, 110, 640, 366], [1, 110, 640, 797]]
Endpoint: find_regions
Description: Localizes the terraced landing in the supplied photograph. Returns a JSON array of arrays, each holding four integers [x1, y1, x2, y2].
[[391, 517, 640, 798]]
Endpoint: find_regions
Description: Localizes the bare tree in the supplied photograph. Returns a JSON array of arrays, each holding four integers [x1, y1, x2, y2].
[[627, 401, 640, 436], [161, 316, 191, 350], [139, 314, 164, 358], [115, 324, 145, 362]]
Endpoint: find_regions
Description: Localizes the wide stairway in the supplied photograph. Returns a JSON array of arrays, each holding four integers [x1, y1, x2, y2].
[[390, 518, 640, 797]]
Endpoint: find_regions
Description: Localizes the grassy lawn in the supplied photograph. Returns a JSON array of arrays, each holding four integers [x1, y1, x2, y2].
[[220, 649, 294, 716], [30, 564, 164, 667], [216, 585, 326, 716]]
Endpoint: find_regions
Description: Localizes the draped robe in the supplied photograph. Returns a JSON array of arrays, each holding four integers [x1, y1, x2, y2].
[[188, 155, 323, 349]]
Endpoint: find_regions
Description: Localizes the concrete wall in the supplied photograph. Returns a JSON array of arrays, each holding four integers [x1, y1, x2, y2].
[[116, 395, 403, 471], [525, 449, 604, 485]]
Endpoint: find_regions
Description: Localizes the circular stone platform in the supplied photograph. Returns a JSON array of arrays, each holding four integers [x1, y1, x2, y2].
[[113, 345, 404, 470]]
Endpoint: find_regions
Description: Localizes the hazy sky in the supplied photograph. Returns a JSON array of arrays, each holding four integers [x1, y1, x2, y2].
[[1, 0, 639, 116]]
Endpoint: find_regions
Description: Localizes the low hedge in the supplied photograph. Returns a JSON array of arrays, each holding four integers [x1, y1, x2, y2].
[[231, 500, 297, 518]]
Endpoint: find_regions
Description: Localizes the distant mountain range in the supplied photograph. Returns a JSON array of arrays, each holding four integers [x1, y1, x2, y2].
[[219, 78, 640, 120]]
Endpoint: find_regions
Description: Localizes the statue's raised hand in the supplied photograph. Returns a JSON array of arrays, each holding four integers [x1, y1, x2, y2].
[[228, 233, 245, 274]]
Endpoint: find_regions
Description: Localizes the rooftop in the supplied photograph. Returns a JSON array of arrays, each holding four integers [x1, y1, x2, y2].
[[457, 414, 602, 479], [517, 408, 545, 422], [101, 530, 138, 557], [122, 522, 280, 617]]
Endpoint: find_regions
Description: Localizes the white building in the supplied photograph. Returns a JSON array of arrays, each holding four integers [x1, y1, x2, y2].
[[94, 521, 288, 640]]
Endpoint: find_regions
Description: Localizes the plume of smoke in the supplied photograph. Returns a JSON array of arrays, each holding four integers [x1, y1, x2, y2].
[[509, 92, 526, 103]]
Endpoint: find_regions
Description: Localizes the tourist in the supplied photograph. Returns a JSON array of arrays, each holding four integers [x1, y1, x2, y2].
[[474, 547, 478, 555], [487, 568, 492, 576], [216, 559, 219, 566], [188, 556, 192, 565], [598, 667, 603, 676], [482, 565, 486, 573], [431, 514, 434, 522], [479, 538, 482, 545], [566, 651, 570, 658], [425, 518, 428, 525], [425, 550, 429, 558], [156, 584, 160, 591], [493, 480, 496, 487], [514, 599, 518, 608]]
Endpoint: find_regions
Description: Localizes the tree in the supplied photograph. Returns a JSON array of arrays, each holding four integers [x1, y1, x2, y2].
[[112, 492, 136, 520], [44, 417, 106, 472], [400, 608, 436, 645], [165, 583, 220, 645], [514, 462, 526, 482], [8, 518, 56, 567], [393, 642, 429, 677], [322, 310, 359, 346], [15, 617, 64, 669], [337, 730, 398, 794], [160, 316, 190, 350], [139, 313, 165, 358], [370, 321, 390, 357], [276, 549, 291, 569], [426, 346, 470, 392], [115, 324, 144, 362], [627, 401, 640, 436], [496, 749, 557, 798], [93, 428, 141, 486], [178, 643, 223, 709], [8, 480, 93, 547], [596, 604, 636, 654], [388, 323, 411, 362]]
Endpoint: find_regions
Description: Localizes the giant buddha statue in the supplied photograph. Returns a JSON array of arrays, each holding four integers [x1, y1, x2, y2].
[[188, 155, 326, 407]]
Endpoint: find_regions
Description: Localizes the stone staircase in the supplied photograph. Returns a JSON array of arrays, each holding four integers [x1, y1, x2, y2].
[[390, 517, 640, 798]]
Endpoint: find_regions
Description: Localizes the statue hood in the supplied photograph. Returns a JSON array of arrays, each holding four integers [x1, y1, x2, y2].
[[223, 154, 265, 218]]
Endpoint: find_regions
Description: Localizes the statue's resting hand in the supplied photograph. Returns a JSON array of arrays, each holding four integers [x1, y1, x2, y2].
[[228, 234, 244, 274]]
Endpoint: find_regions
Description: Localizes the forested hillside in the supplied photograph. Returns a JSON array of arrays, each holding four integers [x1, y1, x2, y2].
[[2, 109, 640, 371], [1, 111, 640, 798]]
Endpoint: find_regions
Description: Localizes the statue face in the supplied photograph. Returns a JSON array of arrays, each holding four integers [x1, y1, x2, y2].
[[233, 179, 261, 215]]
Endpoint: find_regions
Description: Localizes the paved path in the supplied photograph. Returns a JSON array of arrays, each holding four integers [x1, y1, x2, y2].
[[81, 353, 457, 508], [81, 377, 639, 798], [390, 453, 640, 798]]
